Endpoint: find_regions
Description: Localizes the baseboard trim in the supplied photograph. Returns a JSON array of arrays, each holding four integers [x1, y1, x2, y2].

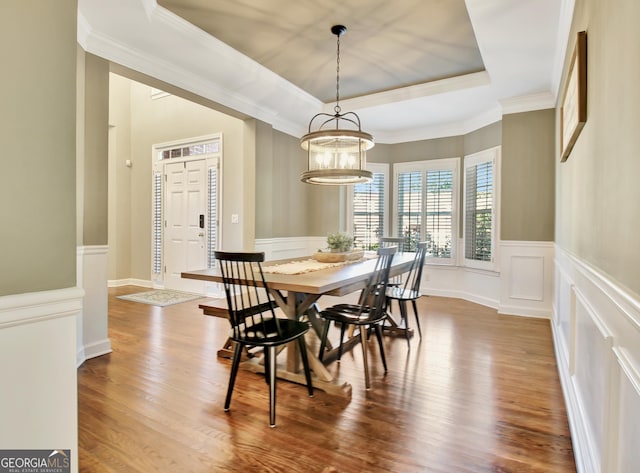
[[82, 338, 112, 364], [425, 288, 500, 312], [498, 303, 552, 318], [108, 278, 153, 288]]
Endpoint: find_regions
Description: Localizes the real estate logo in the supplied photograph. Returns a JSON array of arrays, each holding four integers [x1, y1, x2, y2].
[[0, 450, 70, 473]]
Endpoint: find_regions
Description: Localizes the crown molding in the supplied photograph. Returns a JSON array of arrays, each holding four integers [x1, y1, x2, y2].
[[77, 11, 91, 46], [500, 92, 556, 115], [376, 105, 502, 144], [331, 71, 490, 113], [551, 0, 577, 103]]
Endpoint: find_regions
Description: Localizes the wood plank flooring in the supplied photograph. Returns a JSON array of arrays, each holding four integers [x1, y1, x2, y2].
[[78, 286, 576, 473]]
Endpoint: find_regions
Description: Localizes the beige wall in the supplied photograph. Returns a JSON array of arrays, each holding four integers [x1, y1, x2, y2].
[[388, 136, 464, 164], [464, 121, 502, 155], [502, 110, 555, 241], [107, 75, 133, 280], [0, 0, 77, 296], [81, 53, 109, 246], [556, 0, 640, 295], [255, 127, 313, 238]]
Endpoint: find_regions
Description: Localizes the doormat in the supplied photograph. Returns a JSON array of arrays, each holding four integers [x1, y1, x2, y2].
[[117, 289, 205, 307]]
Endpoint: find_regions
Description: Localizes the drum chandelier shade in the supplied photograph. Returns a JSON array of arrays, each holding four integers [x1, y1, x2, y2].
[[300, 25, 374, 185]]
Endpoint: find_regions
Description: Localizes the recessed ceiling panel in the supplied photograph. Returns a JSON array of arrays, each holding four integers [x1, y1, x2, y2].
[[158, 0, 485, 102]]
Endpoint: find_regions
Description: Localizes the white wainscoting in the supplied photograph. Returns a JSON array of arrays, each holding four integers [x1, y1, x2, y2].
[[255, 237, 553, 319], [422, 263, 501, 309], [0, 287, 83, 472], [255, 236, 326, 261], [422, 240, 553, 317], [499, 241, 554, 317], [553, 246, 640, 473], [77, 246, 112, 365]]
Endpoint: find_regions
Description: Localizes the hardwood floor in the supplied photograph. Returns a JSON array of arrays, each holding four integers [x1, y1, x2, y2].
[[78, 287, 576, 473]]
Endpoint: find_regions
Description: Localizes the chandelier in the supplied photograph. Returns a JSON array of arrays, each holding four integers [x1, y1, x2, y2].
[[300, 25, 374, 185]]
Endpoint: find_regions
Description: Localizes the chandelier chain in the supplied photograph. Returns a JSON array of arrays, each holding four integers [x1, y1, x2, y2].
[[335, 33, 341, 115]]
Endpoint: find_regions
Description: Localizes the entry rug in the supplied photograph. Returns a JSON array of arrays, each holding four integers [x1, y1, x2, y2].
[[117, 289, 204, 307]]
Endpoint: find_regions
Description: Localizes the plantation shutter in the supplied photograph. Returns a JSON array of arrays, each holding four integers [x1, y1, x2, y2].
[[396, 171, 423, 252], [425, 169, 453, 258], [352, 172, 385, 250], [465, 161, 493, 262], [208, 166, 218, 268], [152, 171, 163, 274]]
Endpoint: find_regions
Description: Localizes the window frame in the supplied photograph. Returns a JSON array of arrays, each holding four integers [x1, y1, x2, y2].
[[463, 146, 500, 271], [346, 162, 389, 250], [393, 157, 460, 265]]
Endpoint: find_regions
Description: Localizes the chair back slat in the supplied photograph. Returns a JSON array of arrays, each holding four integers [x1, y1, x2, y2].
[[358, 246, 397, 318], [214, 251, 281, 340], [402, 241, 428, 293], [379, 237, 404, 253], [380, 237, 404, 286]]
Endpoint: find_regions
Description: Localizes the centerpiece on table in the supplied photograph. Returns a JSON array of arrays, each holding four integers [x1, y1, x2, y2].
[[314, 232, 364, 263]]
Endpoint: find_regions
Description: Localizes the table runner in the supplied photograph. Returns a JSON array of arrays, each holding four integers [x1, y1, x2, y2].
[[262, 251, 381, 275], [261, 258, 350, 275]]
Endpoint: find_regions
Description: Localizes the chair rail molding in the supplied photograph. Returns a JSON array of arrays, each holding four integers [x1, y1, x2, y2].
[[553, 245, 640, 473]]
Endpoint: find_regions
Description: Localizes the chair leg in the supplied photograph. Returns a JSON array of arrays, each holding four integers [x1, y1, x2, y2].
[[224, 342, 243, 411], [374, 324, 387, 372], [267, 346, 277, 428], [360, 327, 371, 389], [399, 300, 411, 348], [298, 337, 314, 397], [337, 322, 347, 361], [411, 299, 422, 337], [263, 348, 271, 385], [384, 296, 393, 323], [318, 319, 330, 362]]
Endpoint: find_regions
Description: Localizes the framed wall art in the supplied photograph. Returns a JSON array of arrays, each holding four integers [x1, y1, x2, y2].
[[560, 31, 587, 162]]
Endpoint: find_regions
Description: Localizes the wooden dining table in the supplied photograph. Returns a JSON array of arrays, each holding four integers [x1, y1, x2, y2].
[[182, 251, 416, 399]]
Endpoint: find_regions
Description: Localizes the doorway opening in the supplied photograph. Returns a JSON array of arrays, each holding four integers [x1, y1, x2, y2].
[[152, 134, 221, 294]]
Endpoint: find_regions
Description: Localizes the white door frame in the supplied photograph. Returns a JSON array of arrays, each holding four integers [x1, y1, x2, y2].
[[151, 133, 222, 293]]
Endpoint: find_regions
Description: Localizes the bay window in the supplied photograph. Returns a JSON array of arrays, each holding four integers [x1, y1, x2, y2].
[[393, 158, 459, 263]]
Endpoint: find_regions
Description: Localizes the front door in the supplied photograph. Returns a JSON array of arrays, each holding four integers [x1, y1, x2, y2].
[[164, 159, 207, 293]]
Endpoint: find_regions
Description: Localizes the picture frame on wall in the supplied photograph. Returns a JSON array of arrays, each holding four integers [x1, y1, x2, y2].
[[560, 31, 587, 162]]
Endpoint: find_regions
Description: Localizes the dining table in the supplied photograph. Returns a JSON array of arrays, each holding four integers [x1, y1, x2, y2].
[[182, 251, 416, 399]]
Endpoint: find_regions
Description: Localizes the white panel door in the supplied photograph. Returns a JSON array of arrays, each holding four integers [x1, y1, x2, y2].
[[164, 160, 206, 293]]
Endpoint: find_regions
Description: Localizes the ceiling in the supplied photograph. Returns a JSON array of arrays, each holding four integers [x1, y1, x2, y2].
[[78, 0, 574, 143]]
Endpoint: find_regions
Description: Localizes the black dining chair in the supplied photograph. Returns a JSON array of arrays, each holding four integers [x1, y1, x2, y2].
[[317, 246, 396, 389], [215, 251, 313, 427], [379, 237, 405, 287], [385, 241, 427, 347]]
